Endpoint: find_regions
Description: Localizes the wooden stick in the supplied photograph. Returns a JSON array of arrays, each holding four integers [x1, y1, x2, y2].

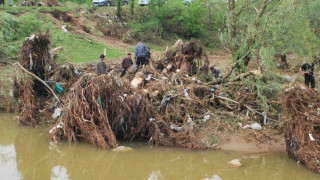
[[14, 62, 61, 103]]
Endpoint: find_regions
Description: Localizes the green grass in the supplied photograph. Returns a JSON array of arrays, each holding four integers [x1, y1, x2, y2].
[[53, 32, 126, 64], [1, 7, 127, 64], [0, 65, 16, 111]]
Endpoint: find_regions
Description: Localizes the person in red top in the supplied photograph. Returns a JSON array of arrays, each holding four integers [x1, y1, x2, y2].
[[120, 53, 133, 77]]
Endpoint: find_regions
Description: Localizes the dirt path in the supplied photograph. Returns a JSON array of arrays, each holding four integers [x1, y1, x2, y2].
[[44, 11, 133, 50]]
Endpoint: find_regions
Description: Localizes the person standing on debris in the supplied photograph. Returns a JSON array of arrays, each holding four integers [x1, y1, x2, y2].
[[134, 39, 149, 71], [210, 66, 224, 79], [300, 63, 315, 88], [96, 54, 107, 76], [9, 0, 13, 6], [120, 53, 133, 78]]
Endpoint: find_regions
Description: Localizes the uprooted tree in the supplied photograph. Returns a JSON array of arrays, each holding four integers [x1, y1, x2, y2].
[[281, 85, 320, 173]]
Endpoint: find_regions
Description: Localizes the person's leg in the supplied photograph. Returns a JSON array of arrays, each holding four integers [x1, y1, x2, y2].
[[305, 75, 310, 87], [310, 76, 316, 89], [135, 57, 141, 73], [120, 70, 125, 77]]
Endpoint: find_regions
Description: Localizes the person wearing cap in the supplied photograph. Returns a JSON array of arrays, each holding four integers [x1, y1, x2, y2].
[[134, 39, 149, 71], [120, 53, 133, 77], [96, 54, 107, 76]]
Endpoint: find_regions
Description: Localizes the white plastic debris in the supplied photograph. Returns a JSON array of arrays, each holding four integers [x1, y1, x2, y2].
[[192, 77, 196, 81], [309, 133, 315, 141], [74, 69, 81, 75], [187, 115, 194, 130], [204, 175, 222, 180], [170, 124, 182, 131], [184, 89, 189, 98], [52, 46, 63, 54], [250, 123, 262, 130], [111, 146, 133, 152], [29, 53, 33, 70], [9, 90, 13, 97], [52, 108, 62, 119], [62, 25, 69, 33], [228, 159, 242, 167], [49, 122, 63, 134], [203, 115, 210, 123], [145, 74, 152, 81], [25, 34, 36, 41], [149, 118, 155, 122]]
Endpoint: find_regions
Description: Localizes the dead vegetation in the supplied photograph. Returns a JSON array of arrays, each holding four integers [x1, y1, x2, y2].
[[50, 74, 198, 149], [281, 85, 320, 173]]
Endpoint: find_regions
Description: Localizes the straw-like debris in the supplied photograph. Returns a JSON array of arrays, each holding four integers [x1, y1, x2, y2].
[[281, 85, 320, 173], [50, 74, 198, 149]]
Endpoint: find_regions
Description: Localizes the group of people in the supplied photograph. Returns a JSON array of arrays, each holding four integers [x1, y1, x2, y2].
[[96, 39, 151, 77], [0, 0, 13, 6], [96, 40, 317, 89]]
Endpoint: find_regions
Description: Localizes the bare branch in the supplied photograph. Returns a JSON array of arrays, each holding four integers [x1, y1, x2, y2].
[[235, 0, 259, 17]]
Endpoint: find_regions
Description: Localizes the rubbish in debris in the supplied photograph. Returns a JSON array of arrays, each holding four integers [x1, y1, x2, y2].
[[62, 25, 69, 33], [204, 175, 222, 180], [149, 118, 155, 122], [52, 46, 63, 54], [184, 89, 189, 98], [161, 95, 172, 108], [111, 146, 133, 152], [131, 72, 144, 88], [55, 83, 64, 94], [281, 85, 320, 173], [187, 115, 194, 130], [52, 108, 62, 119], [228, 159, 242, 167], [309, 133, 315, 141], [170, 124, 182, 131], [250, 123, 262, 130], [145, 74, 152, 81], [203, 115, 210, 123]]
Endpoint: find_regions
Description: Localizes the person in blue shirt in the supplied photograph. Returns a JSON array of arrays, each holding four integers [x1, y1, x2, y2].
[[134, 39, 149, 71]]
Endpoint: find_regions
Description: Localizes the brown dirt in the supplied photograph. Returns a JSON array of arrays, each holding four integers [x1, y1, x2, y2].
[[217, 129, 285, 152]]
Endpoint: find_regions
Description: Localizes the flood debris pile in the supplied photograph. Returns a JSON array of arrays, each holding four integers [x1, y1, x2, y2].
[[50, 74, 197, 149], [14, 31, 56, 126], [281, 85, 320, 173], [13, 76, 37, 126], [155, 40, 209, 74], [13, 31, 77, 126], [19, 0, 62, 7]]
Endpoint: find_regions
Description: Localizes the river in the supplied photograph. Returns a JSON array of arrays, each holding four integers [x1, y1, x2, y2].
[[0, 113, 319, 180]]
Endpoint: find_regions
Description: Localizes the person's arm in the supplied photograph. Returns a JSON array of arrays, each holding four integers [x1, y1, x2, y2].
[[121, 58, 125, 68], [134, 46, 138, 59]]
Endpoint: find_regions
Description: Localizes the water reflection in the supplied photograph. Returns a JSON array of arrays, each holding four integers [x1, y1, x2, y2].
[[0, 113, 320, 180]]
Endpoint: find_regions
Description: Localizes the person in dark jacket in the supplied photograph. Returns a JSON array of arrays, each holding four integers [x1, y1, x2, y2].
[[0, 0, 4, 6], [96, 54, 107, 76], [120, 53, 133, 77], [300, 63, 315, 88], [134, 39, 149, 71]]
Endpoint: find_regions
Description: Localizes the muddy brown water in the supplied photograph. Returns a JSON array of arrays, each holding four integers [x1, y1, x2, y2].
[[0, 113, 319, 180]]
